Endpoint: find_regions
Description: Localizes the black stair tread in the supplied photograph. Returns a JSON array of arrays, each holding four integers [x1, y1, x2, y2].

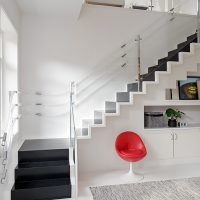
[[187, 33, 197, 41], [178, 41, 188, 49], [105, 101, 116, 113], [13, 177, 71, 190], [148, 65, 159, 73], [140, 73, 155, 81], [158, 57, 168, 65], [177, 33, 197, 50], [19, 139, 69, 152], [168, 49, 178, 57], [18, 160, 69, 168], [127, 82, 139, 92], [116, 92, 130, 102]]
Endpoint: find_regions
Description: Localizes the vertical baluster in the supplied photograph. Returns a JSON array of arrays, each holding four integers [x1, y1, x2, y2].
[[198, 0, 200, 43], [135, 35, 142, 91]]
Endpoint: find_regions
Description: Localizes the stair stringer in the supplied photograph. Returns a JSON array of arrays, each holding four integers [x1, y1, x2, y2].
[[77, 43, 200, 173]]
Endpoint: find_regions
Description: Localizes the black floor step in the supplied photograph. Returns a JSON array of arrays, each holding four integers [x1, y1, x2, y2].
[[18, 160, 69, 168], [15, 161, 70, 182], [18, 139, 69, 163], [11, 178, 71, 200], [12, 139, 72, 200], [105, 101, 116, 113], [116, 92, 130, 102]]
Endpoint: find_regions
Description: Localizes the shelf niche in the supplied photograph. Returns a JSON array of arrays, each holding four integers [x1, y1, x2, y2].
[[144, 105, 200, 130]]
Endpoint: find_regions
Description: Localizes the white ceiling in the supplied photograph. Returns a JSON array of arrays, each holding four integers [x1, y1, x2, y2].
[[15, 0, 83, 18]]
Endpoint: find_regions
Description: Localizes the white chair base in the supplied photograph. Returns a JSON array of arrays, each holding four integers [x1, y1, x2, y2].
[[122, 162, 144, 182]]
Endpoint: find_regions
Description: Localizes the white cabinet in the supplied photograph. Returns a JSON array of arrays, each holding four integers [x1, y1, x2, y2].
[[143, 130, 174, 160], [174, 129, 200, 158], [143, 128, 200, 160]]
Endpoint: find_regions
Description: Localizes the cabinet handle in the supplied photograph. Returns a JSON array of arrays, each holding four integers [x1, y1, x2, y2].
[[171, 133, 174, 140], [174, 133, 178, 140]]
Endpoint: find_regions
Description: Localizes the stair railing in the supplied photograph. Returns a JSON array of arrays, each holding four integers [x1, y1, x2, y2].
[[198, 0, 200, 42], [69, 82, 78, 199], [0, 90, 19, 184]]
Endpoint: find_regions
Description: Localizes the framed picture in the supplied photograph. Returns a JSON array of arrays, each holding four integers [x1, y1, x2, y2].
[[178, 76, 200, 100]]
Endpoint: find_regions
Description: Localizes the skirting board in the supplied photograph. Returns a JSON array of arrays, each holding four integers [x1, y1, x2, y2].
[[138, 157, 200, 170]]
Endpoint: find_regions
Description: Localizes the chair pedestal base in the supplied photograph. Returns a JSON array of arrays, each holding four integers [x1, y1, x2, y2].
[[122, 162, 144, 182]]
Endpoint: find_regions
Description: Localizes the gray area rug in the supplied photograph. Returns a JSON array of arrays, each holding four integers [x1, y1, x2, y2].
[[90, 177, 200, 200]]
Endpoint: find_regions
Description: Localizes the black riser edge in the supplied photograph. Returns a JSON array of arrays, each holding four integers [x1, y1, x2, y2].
[[127, 83, 139, 92], [11, 184, 71, 200], [141, 74, 155, 81], [18, 149, 69, 163], [168, 54, 178, 61], [15, 165, 70, 182]]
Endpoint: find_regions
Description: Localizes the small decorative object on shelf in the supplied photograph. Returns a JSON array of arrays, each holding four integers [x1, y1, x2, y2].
[[165, 108, 185, 127], [178, 122, 188, 127], [144, 112, 165, 128]]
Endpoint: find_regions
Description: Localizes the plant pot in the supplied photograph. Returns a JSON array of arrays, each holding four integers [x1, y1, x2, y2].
[[168, 119, 177, 127]]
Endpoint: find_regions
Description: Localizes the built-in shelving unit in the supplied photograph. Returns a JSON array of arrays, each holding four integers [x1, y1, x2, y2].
[[144, 105, 200, 130]]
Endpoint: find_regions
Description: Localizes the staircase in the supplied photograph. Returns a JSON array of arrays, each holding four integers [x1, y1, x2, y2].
[[11, 139, 72, 200], [77, 32, 200, 173], [140, 33, 198, 82], [78, 32, 198, 137]]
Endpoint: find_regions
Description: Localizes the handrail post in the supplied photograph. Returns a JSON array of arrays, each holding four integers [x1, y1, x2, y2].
[[135, 35, 142, 91], [69, 82, 73, 148], [198, 0, 200, 43], [149, 0, 153, 11], [69, 81, 78, 199]]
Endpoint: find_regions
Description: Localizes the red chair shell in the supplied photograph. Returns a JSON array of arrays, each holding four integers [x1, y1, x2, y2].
[[115, 131, 147, 162]]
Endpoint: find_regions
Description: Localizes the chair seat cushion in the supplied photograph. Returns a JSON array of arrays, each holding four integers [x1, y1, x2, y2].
[[119, 149, 146, 162], [115, 131, 147, 162], [120, 149, 145, 157]]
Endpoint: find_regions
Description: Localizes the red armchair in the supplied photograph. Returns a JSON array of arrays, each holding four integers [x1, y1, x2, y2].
[[115, 131, 147, 180]]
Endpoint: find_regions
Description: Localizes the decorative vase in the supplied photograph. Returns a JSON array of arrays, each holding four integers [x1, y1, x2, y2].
[[168, 119, 177, 127]]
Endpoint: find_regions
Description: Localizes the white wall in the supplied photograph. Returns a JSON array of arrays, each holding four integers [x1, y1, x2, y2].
[[19, 4, 196, 140], [0, 1, 20, 198], [125, 0, 165, 11], [0, 0, 21, 31]]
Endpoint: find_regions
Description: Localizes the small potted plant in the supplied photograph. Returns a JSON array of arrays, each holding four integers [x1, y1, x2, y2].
[[165, 108, 185, 127]]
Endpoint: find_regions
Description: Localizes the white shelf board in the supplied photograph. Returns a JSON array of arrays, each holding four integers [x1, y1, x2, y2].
[[144, 123, 200, 131], [144, 100, 200, 106]]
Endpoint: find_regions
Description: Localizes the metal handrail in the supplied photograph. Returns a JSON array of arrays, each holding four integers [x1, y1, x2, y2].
[[69, 82, 78, 199], [0, 91, 19, 184]]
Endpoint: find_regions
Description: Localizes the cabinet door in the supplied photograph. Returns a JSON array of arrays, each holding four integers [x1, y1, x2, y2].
[[143, 130, 174, 160], [174, 129, 200, 158]]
